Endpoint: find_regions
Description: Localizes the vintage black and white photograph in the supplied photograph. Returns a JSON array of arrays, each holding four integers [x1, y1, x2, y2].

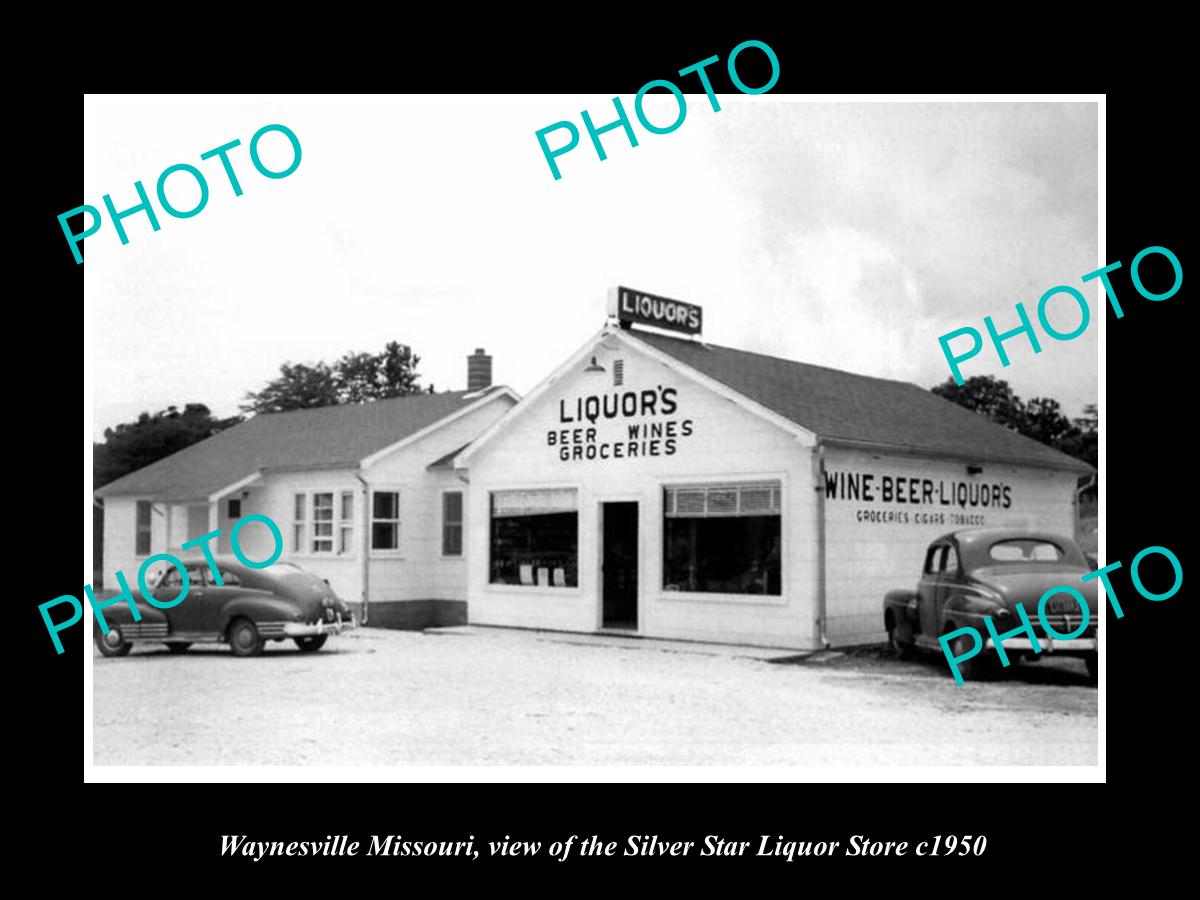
[[84, 94, 1100, 770]]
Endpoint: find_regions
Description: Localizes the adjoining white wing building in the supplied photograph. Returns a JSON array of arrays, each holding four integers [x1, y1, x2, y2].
[[453, 290, 1092, 650], [96, 351, 517, 628]]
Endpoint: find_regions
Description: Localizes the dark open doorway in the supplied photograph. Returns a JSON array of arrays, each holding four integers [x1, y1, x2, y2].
[[602, 502, 639, 629]]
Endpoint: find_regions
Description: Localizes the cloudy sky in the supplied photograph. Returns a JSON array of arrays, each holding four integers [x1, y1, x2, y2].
[[85, 96, 1098, 439]]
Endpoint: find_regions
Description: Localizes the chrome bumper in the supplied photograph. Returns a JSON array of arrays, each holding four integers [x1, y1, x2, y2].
[[985, 636, 1096, 652], [282, 615, 356, 637]]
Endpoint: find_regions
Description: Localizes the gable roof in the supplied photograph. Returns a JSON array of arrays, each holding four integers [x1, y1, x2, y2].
[[624, 329, 1092, 473], [96, 388, 516, 502]]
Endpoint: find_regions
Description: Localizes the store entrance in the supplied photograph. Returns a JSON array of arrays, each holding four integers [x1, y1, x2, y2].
[[601, 502, 639, 629]]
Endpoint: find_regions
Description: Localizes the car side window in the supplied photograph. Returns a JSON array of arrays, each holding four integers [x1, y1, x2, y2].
[[214, 568, 241, 586], [941, 545, 960, 574], [925, 545, 947, 575], [161, 568, 184, 589]]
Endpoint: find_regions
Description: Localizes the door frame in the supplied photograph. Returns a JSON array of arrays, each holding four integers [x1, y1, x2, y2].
[[595, 495, 642, 633]]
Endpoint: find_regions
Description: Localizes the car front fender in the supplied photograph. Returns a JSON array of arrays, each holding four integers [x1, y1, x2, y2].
[[883, 589, 919, 623], [91, 598, 169, 630]]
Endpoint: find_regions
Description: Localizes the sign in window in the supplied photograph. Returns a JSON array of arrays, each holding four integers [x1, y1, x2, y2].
[[490, 489, 578, 588]]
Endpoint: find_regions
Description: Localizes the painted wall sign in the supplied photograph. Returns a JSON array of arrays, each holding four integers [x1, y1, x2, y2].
[[824, 469, 1013, 527], [548, 386, 694, 461], [608, 286, 702, 335]]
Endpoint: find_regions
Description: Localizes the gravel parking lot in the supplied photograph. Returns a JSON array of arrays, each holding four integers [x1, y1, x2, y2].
[[92, 626, 1097, 766]]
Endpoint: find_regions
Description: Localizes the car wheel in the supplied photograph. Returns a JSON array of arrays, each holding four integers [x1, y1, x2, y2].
[[96, 625, 133, 658], [294, 635, 328, 653], [166, 643, 192, 654], [886, 615, 914, 660], [948, 631, 996, 681], [228, 618, 264, 657], [1085, 652, 1098, 683]]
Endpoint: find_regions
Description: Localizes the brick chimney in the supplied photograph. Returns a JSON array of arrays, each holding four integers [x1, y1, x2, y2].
[[467, 348, 492, 391]]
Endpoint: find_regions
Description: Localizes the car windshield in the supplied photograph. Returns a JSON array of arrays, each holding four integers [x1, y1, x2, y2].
[[987, 539, 1065, 563]]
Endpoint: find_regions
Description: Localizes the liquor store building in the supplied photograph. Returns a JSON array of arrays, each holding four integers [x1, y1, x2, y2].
[[454, 310, 1091, 650]]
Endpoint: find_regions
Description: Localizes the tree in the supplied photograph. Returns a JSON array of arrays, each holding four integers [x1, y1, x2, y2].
[[335, 351, 382, 404], [930, 376, 1096, 469], [94, 403, 243, 489], [931, 375, 1025, 431], [1060, 403, 1098, 470], [1019, 397, 1079, 449], [242, 341, 423, 414], [378, 341, 421, 397], [241, 361, 340, 414]]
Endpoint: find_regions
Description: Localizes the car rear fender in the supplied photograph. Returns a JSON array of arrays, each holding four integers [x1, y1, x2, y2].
[[218, 594, 303, 637], [943, 589, 1005, 621]]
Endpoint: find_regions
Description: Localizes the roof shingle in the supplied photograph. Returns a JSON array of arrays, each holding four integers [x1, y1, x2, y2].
[[97, 390, 501, 500], [627, 330, 1091, 472]]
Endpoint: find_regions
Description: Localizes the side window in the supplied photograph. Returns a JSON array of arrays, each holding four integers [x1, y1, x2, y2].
[[135, 500, 152, 556], [208, 568, 241, 586], [924, 545, 945, 574], [942, 545, 960, 574], [161, 568, 184, 589]]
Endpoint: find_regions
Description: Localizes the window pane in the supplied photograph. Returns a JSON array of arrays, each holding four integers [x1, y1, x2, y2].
[[313, 539, 333, 553], [663, 515, 781, 595], [294, 493, 306, 520], [707, 489, 738, 515], [444, 523, 463, 556], [314, 521, 333, 538], [443, 491, 463, 524], [293, 523, 304, 552], [340, 491, 354, 520], [372, 522, 398, 550], [988, 539, 1064, 563], [374, 492, 398, 520], [489, 511, 577, 587], [492, 489, 576, 517], [314, 493, 333, 521], [339, 525, 353, 554], [135, 500, 152, 555]]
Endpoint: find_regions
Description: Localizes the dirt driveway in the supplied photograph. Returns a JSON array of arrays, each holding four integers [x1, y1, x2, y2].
[[91, 626, 1097, 767]]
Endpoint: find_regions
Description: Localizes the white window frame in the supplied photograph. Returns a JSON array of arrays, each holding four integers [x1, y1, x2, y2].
[[310, 491, 335, 554], [370, 488, 402, 555], [135, 500, 152, 557], [291, 490, 356, 558], [442, 489, 464, 557], [338, 490, 355, 556], [486, 485, 581, 592], [292, 493, 306, 554], [658, 474, 788, 607]]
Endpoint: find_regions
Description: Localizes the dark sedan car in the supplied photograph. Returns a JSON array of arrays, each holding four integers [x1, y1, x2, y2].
[[93, 556, 356, 658], [883, 528, 1098, 681]]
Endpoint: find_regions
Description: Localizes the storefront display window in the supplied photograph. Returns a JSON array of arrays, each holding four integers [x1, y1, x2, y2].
[[663, 482, 782, 595], [490, 489, 578, 587]]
